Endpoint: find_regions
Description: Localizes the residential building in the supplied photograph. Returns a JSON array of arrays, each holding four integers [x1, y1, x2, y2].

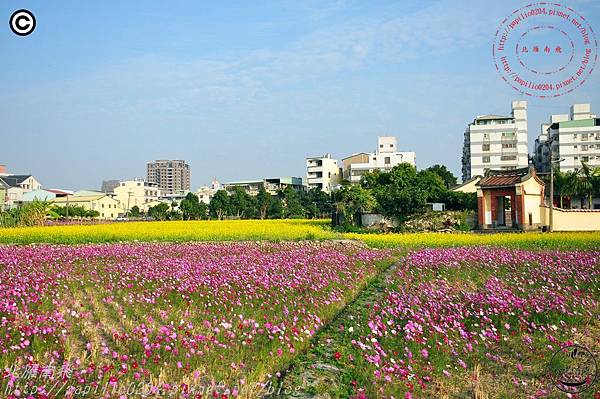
[[461, 101, 528, 181], [223, 177, 304, 196], [0, 174, 43, 207], [100, 180, 121, 193], [534, 104, 599, 173], [306, 154, 341, 193], [51, 194, 122, 220], [0, 179, 7, 211], [147, 160, 191, 195], [0, 174, 42, 192], [196, 179, 221, 204], [114, 179, 161, 213], [342, 136, 416, 184]]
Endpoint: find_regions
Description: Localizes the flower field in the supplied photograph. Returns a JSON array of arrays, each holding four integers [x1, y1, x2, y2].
[[1, 221, 599, 398], [1, 219, 600, 250], [294, 247, 599, 398], [0, 241, 393, 398]]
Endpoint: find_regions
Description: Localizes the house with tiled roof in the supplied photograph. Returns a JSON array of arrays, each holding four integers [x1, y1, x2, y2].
[[0, 174, 42, 208]]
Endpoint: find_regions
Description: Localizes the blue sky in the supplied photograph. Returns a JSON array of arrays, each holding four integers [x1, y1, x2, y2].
[[1, 0, 599, 189]]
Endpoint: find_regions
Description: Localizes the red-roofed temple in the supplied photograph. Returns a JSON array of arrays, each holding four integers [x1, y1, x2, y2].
[[476, 167, 545, 230]]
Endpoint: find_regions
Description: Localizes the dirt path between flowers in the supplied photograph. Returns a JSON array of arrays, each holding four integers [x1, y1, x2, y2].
[[264, 257, 404, 398]]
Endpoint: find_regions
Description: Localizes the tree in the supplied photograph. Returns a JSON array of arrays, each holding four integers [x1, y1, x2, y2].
[[148, 202, 170, 221], [180, 192, 204, 220], [229, 187, 256, 219], [424, 164, 458, 189], [129, 205, 141, 217], [301, 188, 332, 219], [578, 162, 596, 208], [552, 168, 570, 208], [334, 185, 376, 226], [416, 169, 446, 203], [268, 197, 284, 219], [209, 190, 230, 220], [256, 187, 271, 219], [279, 187, 305, 218], [363, 163, 428, 222]]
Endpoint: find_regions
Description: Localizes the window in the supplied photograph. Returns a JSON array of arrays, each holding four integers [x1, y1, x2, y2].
[[501, 155, 517, 161], [502, 143, 516, 148], [384, 157, 391, 164], [582, 156, 590, 162], [574, 145, 578, 149], [379, 144, 383, 148], [389, 144, 393, 148], [482, 144, 490, 151], [482, 156, 490, 163], [582, 145, 588, 151], [573, 133, 578, 139], [483, 133, 489, 139], [502, 132, 516, 137], [102, 204, 104, 208], [582, 133, 589, 140]]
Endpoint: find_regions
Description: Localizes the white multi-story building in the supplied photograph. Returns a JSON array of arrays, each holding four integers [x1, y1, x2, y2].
[[462, 101, 528, 181], [342, 136, 416, 184], [196, 179, 220, 204], [306, 154, 341, 193], [534, 104, 599, 173], [114, 179, 161, 213]]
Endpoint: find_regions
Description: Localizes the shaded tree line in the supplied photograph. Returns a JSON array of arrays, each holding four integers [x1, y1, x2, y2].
[[334, 164, 476, 226], [545, 162, 600, 209]]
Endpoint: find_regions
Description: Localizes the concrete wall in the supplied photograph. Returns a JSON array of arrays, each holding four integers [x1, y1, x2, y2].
[[540, 206, 600, 231]]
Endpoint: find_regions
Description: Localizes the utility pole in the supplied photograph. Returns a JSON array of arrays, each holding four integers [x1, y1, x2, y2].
[[546, 136, 565, 232], [126, 190, 132, 219], [66, 195, 69, 222]]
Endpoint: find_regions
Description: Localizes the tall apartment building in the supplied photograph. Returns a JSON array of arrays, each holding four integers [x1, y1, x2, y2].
[[461, 101, 528, 181], [306, 154, 341, 193], [146, 160, 190, 195], [342, 136, 416, 184], [534, 104, 600, 173]]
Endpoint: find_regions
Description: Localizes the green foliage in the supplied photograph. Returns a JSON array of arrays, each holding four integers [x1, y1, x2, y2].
[[362, 164, 428, 222], [256, 187, 271, 219], [129, 205, 142, 217], [180, 192, 207, 220], [333, 185, 376, 226], [148, 202, 170, 221], [549, 162, 600, 209], [209, 190, 230, 220], [229, 187, 256, 219], [440, 191, 477, 211], [279, 186, 305, 218], [0, 200, 51, 227], [424, 164, 458, 189], [52, 205, 99, 219]]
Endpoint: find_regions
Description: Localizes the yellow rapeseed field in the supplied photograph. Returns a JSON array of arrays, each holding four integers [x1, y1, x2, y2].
[[1, 219, 599, 249], [0, 219, 337, 244]]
